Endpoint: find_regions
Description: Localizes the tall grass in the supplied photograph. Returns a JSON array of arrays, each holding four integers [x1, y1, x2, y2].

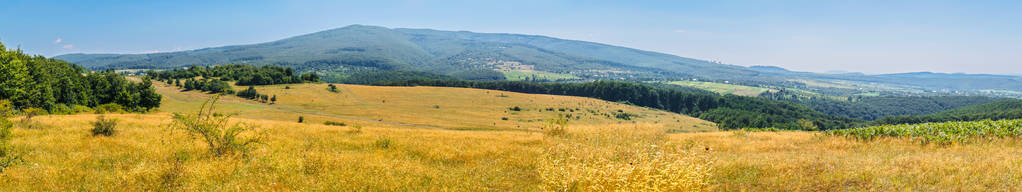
[[828, 119, 1022, 145], [539, 124, 712, 191]]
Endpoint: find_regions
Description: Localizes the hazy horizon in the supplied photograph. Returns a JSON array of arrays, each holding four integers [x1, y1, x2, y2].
[[2, 0, 1020, 75]]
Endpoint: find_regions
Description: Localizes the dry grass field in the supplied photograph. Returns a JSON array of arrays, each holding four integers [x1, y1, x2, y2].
[[675, 131, 1022, 191], [3, 82, 1022, 191], [0, 83, 716, 191]]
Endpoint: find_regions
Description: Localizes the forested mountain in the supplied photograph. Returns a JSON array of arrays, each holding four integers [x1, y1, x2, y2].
[[55, 25, 754, 82], [0, 42, 161, 113], [55, 25, 1022, 95]]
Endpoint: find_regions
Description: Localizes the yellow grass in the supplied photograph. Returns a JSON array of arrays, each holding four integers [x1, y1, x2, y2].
[[0, 83, 715, 190], [9, 81, 1019, 190], [156, 82, 715, 132], [673, 131, 1022, 191]]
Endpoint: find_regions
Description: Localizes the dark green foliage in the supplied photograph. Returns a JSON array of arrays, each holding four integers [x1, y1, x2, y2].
[[236, 86, 260, 100], [328, 84, 338, 92], [95, 103, 125, 114], [298, 116, 304, 123], [270, 95, 276, 104], [334, 71, 457, 85], [324, 121, 346, 126], [149, 64, 317, 86], [0, 42, 161, 113], [379, 79, 860, 130], [762, 90, 1006, 121], [180, 78, 233, 94], [91, 115, 118, 136], [873, 100, 1022, 125], [0, 100, 20, 173]]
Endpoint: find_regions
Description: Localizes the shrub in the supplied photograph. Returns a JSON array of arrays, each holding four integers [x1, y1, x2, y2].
[[0, 101, 21, 173], [170, 95, 263, 157], [324, 121, 346, 126], [328, 84, 338, 93], [91, 115, 118, 136], [71, 105, 94, 114], [95, 103, 125, 114], [51, 104, 73, 115], [510, 106, 522, 111], [614, 112, 635, 120], [298, 116, 304, 123], [373, 138, 392, 149], [17, 107, 45, 129], [544, 114, 569, 137]]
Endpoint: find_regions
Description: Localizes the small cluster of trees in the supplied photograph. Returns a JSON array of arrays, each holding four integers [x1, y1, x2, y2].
[[165, 78, 233, 94], [236, 86, 275, 104], [150, 64, 319, 86], [0, 42, 161, 113]]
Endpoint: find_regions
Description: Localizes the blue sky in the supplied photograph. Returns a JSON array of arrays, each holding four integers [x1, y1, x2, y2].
[[2, 0, 1020, 74]]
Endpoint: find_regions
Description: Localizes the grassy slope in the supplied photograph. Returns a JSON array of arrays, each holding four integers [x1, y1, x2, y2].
[[0, 82, 715, 190], [157, 81, 713, 131], [6, 81, 1022, 190]]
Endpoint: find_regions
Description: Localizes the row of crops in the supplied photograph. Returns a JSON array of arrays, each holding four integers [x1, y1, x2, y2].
[[827, 119, 1022, 145]]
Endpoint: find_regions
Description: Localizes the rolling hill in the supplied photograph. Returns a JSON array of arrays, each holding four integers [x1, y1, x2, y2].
[[55, 25, 1022, 96], [57, 25, 754, 81]]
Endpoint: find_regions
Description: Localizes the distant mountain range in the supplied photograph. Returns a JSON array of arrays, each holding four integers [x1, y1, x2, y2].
[[56, 24, 1022, 94]]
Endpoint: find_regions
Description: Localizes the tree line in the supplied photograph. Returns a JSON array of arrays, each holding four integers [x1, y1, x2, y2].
[[149, 64, 319, 86], [873, 99, 1022, 125], [761, 89, 1006, 121], [0, 42, 161, 113], [375, 79, 861, 130]]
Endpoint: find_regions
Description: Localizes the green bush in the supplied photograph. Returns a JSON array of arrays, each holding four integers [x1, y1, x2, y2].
[[95, 103, 125, 114], [91, 115, 118, 136], [71, 105, 94, 114], [0, 100, 22, 173], [324, 121, 346, 126], [298, 116, 304, 123], [373, 138, 392, 149]]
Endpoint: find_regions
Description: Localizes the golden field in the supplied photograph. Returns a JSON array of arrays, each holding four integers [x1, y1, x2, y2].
[[3, 82, 1022, 191]]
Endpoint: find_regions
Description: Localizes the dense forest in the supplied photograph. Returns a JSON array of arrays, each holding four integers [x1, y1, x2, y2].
[[761, 90, 1005, 120], [874, 100, 1022, 125], [376, 79, 861, 130], [148, 64, 319, 86], [0, 42, 161, 113]]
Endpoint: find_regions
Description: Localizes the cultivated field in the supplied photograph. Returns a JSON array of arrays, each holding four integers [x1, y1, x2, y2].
[[665, 81, 772, 97]]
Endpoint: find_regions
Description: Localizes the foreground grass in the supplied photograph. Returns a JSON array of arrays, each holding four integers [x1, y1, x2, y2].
[[674, 131, 1022, 191], [0, 113, 714, 191], [0, 114, 546, 190]]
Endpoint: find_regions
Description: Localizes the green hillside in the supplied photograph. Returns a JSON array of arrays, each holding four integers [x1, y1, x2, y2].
[[56, 25, 749, 82]]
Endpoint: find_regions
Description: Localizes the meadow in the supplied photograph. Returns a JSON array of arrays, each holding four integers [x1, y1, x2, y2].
[[664, 81, 771, 97], [3, 82, 1022, 191]]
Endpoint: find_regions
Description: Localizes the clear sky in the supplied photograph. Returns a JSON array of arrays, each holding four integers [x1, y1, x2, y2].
[[2, 0, 1020, 74]]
